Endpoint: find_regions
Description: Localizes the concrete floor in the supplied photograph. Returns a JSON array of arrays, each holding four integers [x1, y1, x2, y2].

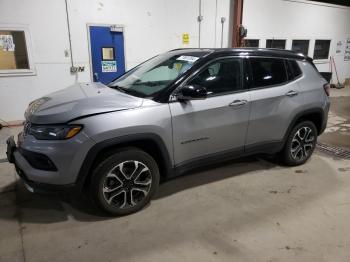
[[1, 87, 350, 262], [319, 93, 350, 149]]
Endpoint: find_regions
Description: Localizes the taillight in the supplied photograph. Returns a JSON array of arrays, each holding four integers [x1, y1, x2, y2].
[[323, 83, 330, 97]]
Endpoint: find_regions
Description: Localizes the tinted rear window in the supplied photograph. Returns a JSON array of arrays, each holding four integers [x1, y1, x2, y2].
[[250, 58, 287, 88], [285, 60, 294, 80], [290, 60, 302, 78], [285, 59, 302, 80]]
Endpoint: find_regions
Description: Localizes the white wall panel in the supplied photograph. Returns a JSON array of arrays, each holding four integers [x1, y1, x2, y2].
[[0, 0, 231, 121], [242, 0, 350, 83]]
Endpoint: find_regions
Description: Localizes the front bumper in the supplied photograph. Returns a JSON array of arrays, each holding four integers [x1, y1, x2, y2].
[[7, 135, 75, 194], [6, 131, 95, 193]]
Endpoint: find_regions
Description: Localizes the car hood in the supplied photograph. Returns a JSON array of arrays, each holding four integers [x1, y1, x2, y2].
[[25, 82, 143, 124]]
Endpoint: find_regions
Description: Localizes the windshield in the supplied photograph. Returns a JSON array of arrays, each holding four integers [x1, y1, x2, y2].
[[108, 52, 206, 98]]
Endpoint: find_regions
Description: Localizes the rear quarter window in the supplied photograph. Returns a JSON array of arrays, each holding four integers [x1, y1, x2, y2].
[[285, 59, 302, 81], [289, 60, 302, 78], [250, 58, 287, 88]]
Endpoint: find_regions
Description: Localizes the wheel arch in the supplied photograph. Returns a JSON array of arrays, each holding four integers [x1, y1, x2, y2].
[[75, 133, 173, 192], [284, 108, 325, 144]]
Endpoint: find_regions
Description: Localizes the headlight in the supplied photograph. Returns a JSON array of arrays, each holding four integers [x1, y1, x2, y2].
[[29, 125, 82, 140]]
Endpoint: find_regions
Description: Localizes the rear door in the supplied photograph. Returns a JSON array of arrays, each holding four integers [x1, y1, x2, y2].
[[245, 57, 302, 150], [169, 57, 251, 165]]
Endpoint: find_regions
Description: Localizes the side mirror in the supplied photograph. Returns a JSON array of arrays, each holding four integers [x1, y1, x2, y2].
[[177, 85, 207, 100]]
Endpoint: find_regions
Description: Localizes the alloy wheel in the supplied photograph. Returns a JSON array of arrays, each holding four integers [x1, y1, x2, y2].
[[102, 160, 152, 209], [290, 126, 315, 161]]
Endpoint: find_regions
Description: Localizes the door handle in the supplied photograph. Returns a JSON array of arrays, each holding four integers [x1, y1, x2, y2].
[[93, 73, 99, 82], [285, 90, 298, 97], [229, 100, 247, 107]]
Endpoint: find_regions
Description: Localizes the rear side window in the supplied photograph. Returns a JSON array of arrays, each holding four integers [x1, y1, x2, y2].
[[285, 60, 294, 80], [250, 58, 287, 88], [290, 60, 302, 78], [285, 59, 302, 81]]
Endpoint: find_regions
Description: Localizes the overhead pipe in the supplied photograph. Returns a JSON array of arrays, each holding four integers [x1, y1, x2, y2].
[[64, 0, 74, 69], [220, 17, 226, 48], [214, 0, 218, 47], [197, 0, 203, 48]]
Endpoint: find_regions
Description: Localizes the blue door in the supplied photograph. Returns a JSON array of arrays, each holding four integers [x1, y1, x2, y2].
[[89, 25, 126, 84]]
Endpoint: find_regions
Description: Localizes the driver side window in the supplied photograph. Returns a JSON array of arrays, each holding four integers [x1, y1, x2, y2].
[[188, 58, 243, 95]]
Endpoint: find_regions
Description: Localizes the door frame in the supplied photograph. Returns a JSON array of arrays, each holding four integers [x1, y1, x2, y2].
[[86, 23, 126, 82]]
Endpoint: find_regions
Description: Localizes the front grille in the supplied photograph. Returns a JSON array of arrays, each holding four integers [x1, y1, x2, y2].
[[316, 143, 350, 159]]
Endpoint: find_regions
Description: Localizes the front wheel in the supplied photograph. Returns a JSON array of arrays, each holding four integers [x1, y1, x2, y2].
[[90, 148, 160, 216], [281, 121, 317, 166]]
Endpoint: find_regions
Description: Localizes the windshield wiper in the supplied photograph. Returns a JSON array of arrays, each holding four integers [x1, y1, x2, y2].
[[133, 81, 160, 87], [110, 85, 127, 93], [110, 84, 146, 98]]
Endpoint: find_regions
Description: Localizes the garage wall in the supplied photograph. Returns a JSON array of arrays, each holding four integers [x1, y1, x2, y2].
[[242, 0, 350, 83], [0, 0, 232, 122]]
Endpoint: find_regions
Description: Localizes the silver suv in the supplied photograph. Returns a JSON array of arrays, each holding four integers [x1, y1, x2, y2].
[[6, 48, 330, 215]]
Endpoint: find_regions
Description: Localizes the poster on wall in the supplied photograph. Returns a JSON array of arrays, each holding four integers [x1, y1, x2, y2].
[[0, 35, 15, 51], [336, 41, 343, 54], [345, 38, 350, 61], [101, 61, 117, 72]]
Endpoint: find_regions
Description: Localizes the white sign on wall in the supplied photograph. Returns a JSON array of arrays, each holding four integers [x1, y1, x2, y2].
[[101, 61, 117, 72], [345, 38, 350, 61], [110, 25, 123, 32], [336, 41, 343, 54], [0, 35, 15, 51]]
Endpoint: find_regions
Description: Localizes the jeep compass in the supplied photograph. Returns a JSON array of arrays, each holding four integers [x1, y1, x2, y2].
[[7, 48, 330, 215]]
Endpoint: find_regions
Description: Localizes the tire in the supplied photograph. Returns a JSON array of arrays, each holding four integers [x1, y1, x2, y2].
[[90, 147, 160, 216], [281, 121, 317, 166]]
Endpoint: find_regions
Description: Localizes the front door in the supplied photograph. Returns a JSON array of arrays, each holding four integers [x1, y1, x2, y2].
[[170, 57, 250, 165], [89, 25, 126, 84]]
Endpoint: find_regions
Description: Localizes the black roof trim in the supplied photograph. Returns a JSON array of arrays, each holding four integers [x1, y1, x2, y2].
[[169, 47, 310, 61], [309, 0, 350, 7]]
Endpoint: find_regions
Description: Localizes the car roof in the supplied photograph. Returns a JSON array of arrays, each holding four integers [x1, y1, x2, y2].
[[168, 47, 309, 61]]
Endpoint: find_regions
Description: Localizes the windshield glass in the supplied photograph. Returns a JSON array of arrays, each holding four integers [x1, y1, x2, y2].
[[108, 52, 206, 98]]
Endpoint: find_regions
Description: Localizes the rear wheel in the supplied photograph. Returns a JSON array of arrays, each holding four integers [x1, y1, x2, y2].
[[90, 148, 160, 216], [281, 121, 317, 166]]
